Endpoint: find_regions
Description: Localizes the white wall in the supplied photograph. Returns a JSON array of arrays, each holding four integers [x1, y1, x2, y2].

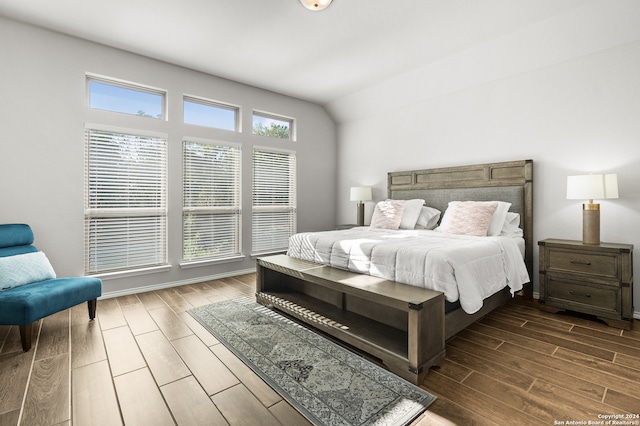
[[327, 1, 640, 314], [0, 16, 337, 296]]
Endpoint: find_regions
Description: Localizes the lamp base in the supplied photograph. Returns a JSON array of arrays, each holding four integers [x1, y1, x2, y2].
[[356, 201, 365, 226], [582, 203, 600, 245]]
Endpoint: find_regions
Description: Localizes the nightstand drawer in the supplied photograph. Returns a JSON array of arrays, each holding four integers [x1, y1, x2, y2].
[[547, 249, 617, 278], [538, 239, 633, 329], [547, 278, 619, 313]]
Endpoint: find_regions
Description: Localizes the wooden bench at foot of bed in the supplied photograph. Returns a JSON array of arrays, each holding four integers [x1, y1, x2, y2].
[[255, 254, 446, 385]]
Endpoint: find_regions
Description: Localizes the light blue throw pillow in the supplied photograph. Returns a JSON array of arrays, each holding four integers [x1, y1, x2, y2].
[[0, 251, 57, 291]]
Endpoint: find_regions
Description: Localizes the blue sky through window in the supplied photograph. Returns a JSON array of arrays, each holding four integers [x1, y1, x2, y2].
[[89, 80, 163, 118], [183, 99, 236, 131]]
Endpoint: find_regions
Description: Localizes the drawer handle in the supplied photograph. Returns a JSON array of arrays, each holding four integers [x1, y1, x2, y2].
[[569, 259, 591, 266], [570, 291, 591, 298]]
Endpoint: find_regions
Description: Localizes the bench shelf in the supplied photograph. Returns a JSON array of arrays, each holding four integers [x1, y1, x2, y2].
[[256, 254, 446, 384]]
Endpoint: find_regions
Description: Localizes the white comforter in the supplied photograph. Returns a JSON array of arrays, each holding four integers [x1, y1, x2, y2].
[[287, 228, 530, 314]]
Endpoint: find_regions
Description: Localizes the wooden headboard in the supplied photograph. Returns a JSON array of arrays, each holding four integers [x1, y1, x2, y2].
[[388, 159, 534, 280]]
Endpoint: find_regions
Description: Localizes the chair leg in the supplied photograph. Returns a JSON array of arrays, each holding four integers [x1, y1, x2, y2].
[[87, 299, 97, 320], [19, 323, 33, 352]]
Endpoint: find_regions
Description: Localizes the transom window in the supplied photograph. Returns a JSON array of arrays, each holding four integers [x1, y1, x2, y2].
[[183, 96, 238, 131], [87, 77, 165, 119], [252, 111, 294, 141]]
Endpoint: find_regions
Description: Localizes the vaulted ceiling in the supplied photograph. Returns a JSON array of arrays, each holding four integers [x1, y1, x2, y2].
[[0, 0, 592, 105]]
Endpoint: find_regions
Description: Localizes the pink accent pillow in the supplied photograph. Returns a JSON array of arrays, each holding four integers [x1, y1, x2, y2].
[[439, 201, 498, 236], [370, 200, 406, 230]]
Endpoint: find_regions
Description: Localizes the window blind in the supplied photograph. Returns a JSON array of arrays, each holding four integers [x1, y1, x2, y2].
[[252, 148, 297, 254], [84, 128, 167, 274], [183, 141, 241, 261]]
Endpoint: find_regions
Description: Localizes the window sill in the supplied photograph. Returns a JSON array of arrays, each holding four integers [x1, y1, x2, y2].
[[179, 255, 246, 270], [90, 264, 172, 281], [250, 250, 287, 259]]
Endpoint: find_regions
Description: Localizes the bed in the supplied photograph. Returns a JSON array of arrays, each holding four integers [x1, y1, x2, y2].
[[256, 159, 533, 384]]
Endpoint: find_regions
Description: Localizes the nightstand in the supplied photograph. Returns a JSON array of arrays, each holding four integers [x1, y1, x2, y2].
[[538, 239, 634, 329]]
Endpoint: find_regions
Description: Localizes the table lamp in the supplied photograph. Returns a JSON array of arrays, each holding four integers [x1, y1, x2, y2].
[[566, 174, 618, 245], [350, 186, 372, 226]]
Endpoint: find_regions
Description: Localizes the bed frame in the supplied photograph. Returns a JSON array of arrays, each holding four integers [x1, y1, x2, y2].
[[388, 159, 534, 336], [256, 159, 533, 384]]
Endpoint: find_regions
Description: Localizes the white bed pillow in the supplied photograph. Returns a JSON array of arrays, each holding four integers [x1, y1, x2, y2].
[[500, 212, 523, 237], [437, 201, 498, 236], [397, 199, 425, 229], [414, 206, 441, 230], [487, 201, 512, 236], [370, 200, 406, 230], [0, 251, 57, 291]]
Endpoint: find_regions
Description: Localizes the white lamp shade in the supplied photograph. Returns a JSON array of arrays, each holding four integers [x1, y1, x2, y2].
[[603, 174, 619, 199], [566, 174, 618, 200], [299, 0, 332, 11], [350, 186, 372, 202]]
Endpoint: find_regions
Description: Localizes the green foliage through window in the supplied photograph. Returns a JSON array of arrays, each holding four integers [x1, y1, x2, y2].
[[252, 112, 293, 140]]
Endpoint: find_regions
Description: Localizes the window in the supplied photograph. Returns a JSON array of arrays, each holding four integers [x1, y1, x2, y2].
[[252, 148, 296, 254], [183, 140, 242, 262], [88, 77, 165, 119], [84, 127, 167, 274], [183, 96, 238, 131], [252, 111, 294, 140]]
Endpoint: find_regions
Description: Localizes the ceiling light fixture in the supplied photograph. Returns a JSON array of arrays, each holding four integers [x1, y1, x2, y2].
[[299, 0, 333, 11]]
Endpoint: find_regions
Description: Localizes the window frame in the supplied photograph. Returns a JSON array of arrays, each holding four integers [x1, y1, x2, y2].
[[84, 124, 169, 276], [86, 74, 167, 120], [181, 137, 243, 266], [183, 95, 240, 132], [251, 147, 297, 255], [252, 110, 295, 141]]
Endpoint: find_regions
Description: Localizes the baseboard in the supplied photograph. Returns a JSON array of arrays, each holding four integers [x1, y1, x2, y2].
[[100, 267, 257, 299]]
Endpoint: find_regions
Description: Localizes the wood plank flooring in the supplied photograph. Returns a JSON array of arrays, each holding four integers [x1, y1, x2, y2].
[[0, 273, 638, 425]]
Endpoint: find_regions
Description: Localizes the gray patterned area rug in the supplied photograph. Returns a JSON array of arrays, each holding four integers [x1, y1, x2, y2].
[[188, 298, 436, 426]]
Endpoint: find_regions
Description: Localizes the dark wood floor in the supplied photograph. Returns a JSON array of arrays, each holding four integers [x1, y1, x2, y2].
[[0, 273, 638, 425]]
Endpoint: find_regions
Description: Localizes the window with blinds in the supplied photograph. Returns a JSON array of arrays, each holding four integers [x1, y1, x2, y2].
[[183, 140, 242, 261], [84, 127, 168, 274], [252, 148, 297, 254]]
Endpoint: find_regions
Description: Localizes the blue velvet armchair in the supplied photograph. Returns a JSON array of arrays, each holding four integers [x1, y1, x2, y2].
[[0, 224, 102, 351]]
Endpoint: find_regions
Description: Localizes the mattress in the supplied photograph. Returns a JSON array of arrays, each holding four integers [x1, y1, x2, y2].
[[287, 227, 530, 314]]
